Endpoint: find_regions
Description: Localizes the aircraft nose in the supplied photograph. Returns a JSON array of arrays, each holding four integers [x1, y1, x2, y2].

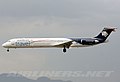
[[2, 43, 6, 47], [2, 42, 10, 48]]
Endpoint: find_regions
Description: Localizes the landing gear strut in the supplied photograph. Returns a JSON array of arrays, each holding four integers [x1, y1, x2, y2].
[[7, 49, 9, 52], [63, 46, 66, 53]]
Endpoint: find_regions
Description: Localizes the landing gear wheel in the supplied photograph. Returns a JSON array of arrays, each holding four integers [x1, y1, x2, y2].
[[63, 48, 66, 53], [7, 49, 9, 52]]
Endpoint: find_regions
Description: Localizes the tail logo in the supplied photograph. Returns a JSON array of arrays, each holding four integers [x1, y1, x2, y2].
[[102, 31, 108, 37]]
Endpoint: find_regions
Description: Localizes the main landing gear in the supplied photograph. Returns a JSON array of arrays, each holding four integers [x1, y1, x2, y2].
[[63, 46, 67, 53]]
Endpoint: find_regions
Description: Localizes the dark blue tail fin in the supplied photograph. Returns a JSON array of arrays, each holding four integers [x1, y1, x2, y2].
[[95, 27, 117, 41]]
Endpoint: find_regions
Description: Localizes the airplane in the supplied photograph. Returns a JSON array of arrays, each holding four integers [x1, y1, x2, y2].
[[2, 27, 116, 53]]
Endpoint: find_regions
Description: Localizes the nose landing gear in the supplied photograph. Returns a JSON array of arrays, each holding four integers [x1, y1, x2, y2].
[[7, 49, 9, 52]]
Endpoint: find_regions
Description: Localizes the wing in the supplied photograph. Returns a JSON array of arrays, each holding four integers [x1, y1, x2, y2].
[[53, 41, 73, 48]]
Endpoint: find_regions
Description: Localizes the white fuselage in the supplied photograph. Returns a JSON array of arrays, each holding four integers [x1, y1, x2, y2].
[[2, 38, 89, 49]]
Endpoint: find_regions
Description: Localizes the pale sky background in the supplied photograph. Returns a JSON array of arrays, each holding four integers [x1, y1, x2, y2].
[[0, 0, 120, 82]]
